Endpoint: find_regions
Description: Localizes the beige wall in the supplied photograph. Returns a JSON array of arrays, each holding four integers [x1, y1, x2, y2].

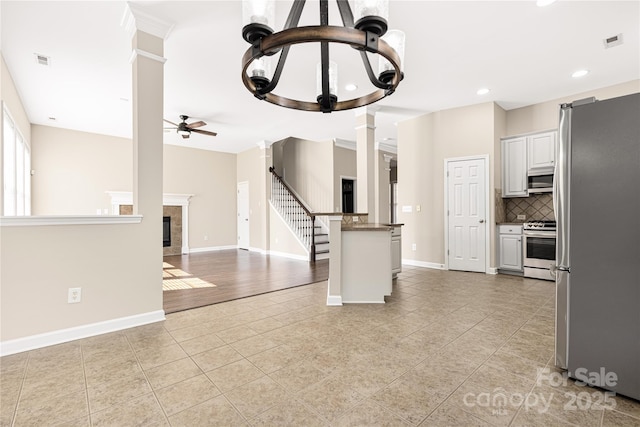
[[397, 102, 499, 268], [506, 80, 640, 136], [163, 144, 237, 249], [281, 137, 334, 212], [236, 145, 271, 251], [1, 222, 161, 341], [31, 125, 132, 215], [30, 126, 237, 249]]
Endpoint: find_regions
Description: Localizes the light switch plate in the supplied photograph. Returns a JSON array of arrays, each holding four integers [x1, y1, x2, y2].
[[517, 214, 526, 220]]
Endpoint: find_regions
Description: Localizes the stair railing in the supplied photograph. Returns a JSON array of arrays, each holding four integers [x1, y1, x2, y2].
[[269, 167, 316, 262]]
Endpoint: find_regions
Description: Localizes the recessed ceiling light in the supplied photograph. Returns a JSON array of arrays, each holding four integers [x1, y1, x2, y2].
[[477, 88, 490, 95], [572, 69, 589, 78], [537, 0, 557, 6], [345, 83, 358, 92]]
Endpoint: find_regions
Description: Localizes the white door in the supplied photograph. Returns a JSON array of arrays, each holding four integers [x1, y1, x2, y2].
[[447, 158, 486, 272], [237, 182, 250, 250]]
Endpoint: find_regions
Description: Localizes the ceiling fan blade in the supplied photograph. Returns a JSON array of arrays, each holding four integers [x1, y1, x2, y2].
[[163, 127, 177, 130], [187, 121, 206, 129], [191, 129, 218, 137], [181, 134, 190, 139], [163, 119, 178, 126]]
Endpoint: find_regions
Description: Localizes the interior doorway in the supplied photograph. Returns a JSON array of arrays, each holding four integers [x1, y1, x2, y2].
[[341, 177, 356, 213], [237, 182, 250, 250], [444, 156, 489, 273]]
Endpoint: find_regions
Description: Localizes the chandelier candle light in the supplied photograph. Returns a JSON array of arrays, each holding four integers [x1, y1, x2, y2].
[[241, 0, 405, 113]]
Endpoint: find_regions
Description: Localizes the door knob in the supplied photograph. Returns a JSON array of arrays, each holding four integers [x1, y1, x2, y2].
[[479, 219, 485, 223]]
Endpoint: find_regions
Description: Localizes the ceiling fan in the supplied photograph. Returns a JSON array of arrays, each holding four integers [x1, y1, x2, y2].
[[163, 115, 217, 139]]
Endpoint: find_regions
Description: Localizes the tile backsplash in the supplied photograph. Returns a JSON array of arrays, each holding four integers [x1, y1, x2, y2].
[[497, 192, 555, 223]]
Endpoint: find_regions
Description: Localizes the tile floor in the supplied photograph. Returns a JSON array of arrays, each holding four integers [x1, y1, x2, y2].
[[1, 267, 639, 426]]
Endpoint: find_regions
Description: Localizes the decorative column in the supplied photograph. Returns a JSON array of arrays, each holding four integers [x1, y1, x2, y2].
[[355, 108, 376, 219], [122, 4, 173, 291], [375, 149, 394, 224], [257, 140, 274, 252], [326, 215, 343, 306]]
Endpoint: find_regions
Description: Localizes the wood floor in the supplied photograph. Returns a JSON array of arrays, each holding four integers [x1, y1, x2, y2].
[[162, 250, 329, 314]]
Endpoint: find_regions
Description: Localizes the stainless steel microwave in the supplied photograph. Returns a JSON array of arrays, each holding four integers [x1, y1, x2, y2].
[[527, 172, 553, 194]]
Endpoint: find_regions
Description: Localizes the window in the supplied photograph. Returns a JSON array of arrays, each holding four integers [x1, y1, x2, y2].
[[3, 106, 31, 216]]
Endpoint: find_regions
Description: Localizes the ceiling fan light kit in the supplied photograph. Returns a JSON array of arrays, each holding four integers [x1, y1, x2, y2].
[[241, 0, 405, 113]]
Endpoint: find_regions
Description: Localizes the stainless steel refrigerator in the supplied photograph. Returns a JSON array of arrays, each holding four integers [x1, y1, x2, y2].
[[554, 92, 640, 400]]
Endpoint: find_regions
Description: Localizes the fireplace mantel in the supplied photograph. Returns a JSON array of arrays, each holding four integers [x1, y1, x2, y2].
[[107, 192, 193, 254]]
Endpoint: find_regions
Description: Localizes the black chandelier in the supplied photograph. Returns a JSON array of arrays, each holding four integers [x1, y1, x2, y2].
[[241, 0, 405, 113]]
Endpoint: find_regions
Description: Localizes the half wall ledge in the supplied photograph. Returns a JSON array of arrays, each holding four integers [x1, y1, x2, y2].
[[0, 215, 143, 227]]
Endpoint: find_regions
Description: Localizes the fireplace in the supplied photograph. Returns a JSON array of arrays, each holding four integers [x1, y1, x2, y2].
[[107, 192, 193, 255], [163, 216, 171, 247]]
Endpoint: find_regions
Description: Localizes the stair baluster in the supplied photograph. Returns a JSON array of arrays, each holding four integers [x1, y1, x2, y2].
[[269, 167, 319, 262]]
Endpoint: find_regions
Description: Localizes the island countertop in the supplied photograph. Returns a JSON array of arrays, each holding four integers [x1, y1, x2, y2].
[[341, 223, 396, 231]]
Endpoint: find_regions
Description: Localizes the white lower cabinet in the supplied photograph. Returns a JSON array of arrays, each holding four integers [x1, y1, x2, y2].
[[391, 226, 402, 278], [498, 225, 523, 272]]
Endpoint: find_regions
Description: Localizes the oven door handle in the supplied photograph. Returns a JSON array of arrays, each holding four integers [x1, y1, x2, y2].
[[523, 232, 556, 238]]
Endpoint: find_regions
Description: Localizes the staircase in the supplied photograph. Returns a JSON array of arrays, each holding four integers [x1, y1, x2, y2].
[[269, 167, 328, 262]]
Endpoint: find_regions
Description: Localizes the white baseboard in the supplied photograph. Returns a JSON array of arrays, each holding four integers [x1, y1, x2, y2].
[[0, 310, 165, 357], [486, 267, 498, 275], [267, 250, 309, 261], [248, 247, 267, 254], [189, 245, 237, 254], [342, 300, 386, 304], [402, 259, 445, 270], [326, 286, 343, 306], [326, 295, 343, 306]]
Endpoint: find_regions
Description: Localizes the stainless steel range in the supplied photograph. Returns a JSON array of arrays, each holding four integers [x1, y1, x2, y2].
[[523, 220, 556, 281]]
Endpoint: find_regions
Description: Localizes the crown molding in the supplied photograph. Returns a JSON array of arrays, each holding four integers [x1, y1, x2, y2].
[[334, 138, 356, 151], [375, 141, 398, 154], [121, 2, 174, 40], [256, 140, 274, 150]]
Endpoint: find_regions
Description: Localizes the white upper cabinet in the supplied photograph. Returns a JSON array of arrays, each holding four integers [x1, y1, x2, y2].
[[528, 131, 557, 173], [501, 130, 557, 198], [501, 136, 527, 197]]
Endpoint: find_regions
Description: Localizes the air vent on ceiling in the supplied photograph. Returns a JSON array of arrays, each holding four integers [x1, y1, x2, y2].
[[34, 54, 50, 66], [603, 34, 623, 49]]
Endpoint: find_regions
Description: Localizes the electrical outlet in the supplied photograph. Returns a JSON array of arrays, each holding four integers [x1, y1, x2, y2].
[[517, 214, 526, 220], [412, 243, 417, 251], [68, 287, 82, 304], [204, 235, 208, 241]]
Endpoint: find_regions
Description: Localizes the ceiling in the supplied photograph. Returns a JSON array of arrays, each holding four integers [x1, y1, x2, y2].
[[2, 1, 638, 154]]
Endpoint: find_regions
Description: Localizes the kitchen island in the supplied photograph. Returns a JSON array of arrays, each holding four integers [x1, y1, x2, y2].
[[326, 215, 402, 305]]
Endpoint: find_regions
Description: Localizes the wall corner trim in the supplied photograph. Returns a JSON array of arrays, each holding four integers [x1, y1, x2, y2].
[[0, 310, 166, 356]]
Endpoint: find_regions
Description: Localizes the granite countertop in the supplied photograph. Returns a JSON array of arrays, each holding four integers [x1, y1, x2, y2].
[[341, 223, 395, 231], [497, 222, 525, 225]]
